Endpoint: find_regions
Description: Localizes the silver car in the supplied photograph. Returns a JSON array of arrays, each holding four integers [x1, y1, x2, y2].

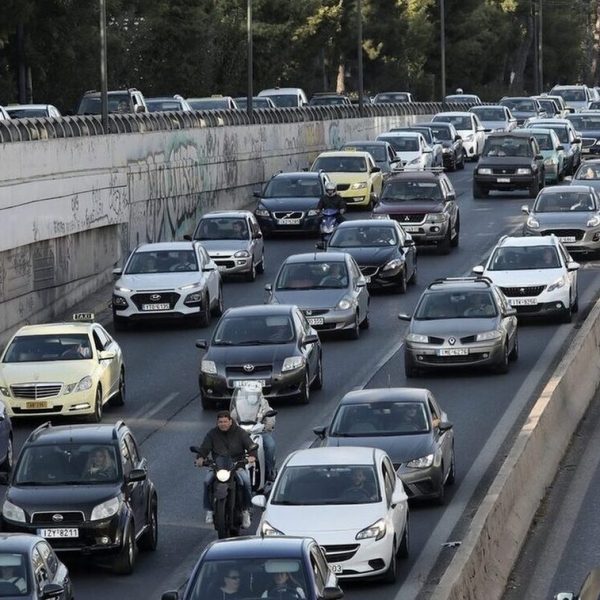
[[469, 105, 517, 132], [522, 185, 600, 254], [265, 252, 370, 339], [189, 210, 265, 281]]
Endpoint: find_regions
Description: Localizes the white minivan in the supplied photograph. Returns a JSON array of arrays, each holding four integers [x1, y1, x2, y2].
[[258, 87, 308, 108]]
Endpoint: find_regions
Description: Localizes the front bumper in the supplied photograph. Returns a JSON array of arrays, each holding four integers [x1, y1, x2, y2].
[[112, 289, 207, 319], [337, 189, 370, 207], [399, 221, 450, 245], [300, 307, 357, 333], [209, 255, 252, 275], [474, 173, 536, 191], [256, 214, 320, 234], [405, 340, 504, 370], [2, 388, 96, 418], [523, 226, 600, 252], [397, 464, 443, 500]]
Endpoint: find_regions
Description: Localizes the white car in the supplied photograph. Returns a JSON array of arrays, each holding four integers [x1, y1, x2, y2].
[[112, 241, 223, 329], [5, 104, 62, 118], [472, 235, 579, 323], [431, 111, 486, 160], [253, 446, 409, 583], [376, 131, 433, 170]]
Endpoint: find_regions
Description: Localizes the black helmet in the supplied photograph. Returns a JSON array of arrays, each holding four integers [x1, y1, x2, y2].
[[325, 182, 337, 196]]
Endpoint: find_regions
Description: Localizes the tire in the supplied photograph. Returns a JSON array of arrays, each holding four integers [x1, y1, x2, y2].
[[450, 215, 460, 247], [435, 466, 446, 505], [366, 195, 374, 211], [409, 264, 417, 284], [211, 286, 224, 317], [298, 371, 310, 404], [256, 251, 265, 274], [382, 542, 397, 584], [438, 228, 452, 255], [0, 435, 13, 473], [528, 177, 540, 199], [561, 302, 572, 323], [404, 352, 418, 378], [396, 268, 407, 293], [347, 312, 360, 340], [447, 446, 456, 485], [198, 294, 211, 327], [494, 343, 510, 374], [458, 150, 466, 169], [86, 387, 103, 423], [359, 309, 370, 329], [113, 314, 128, 332], [509, 332, 519, 362], [472, 181, 488, 199], [112, 368, 126, 406], [246, 259, 257, 282], [572, 289, 579, 313], [138, 495, 158, 551], [200, 392, 215, 410], [214, 499, 229, 540], [310, 354, 323, 390], [112, 524, 136, 575], [398, 514, 409, 559]]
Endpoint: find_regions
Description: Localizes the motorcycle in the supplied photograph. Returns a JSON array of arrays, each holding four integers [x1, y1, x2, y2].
[[319, 208, 343, 244]]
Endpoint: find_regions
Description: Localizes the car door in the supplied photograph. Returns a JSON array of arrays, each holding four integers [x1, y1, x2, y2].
[[37, 541, 67, 590], [494, 288, 517, 348], [31, 545, 51, 598], [428, 394, 452, 479], [558, 242, 577, 297], [94, 325, 120, 397], [121, 433, 147, 536], [197, 245, 219, 303], [368, 155, 383, 196], [249, 216, 264, 266], [441, 175, 458, 232], [396, 224, 416, 279], [381, 456, 405, 535], [348, 257, 368, 321], [294, 309, 319, 377], [91, 328, 116, 402]]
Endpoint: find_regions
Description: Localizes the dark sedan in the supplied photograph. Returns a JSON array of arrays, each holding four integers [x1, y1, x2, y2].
[[421, 122, 465, 171], [567, 112, 600, 157], [312, 388, 455, 503], [197, 305, 322, 407], [322, 220, 417, 292], [500, 97, 546, 125]]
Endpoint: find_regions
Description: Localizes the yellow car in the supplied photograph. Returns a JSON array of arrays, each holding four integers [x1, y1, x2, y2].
[[0, 314, 124, 422], [310, 150, 383, 208]]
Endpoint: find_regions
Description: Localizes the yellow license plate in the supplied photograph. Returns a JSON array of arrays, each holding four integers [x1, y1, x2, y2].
[[26, 401, 49, 409]]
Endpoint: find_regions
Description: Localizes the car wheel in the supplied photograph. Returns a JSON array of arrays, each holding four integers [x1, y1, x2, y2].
[[447, 446, 456, 485], [246, 259, 257, 282], [572, 285, 579, 313], [347, 312, 360, 340], [366, 195, 374, 211], [509, 332, 519, 362], [404, 352, 419, 378], [398, 513, 409, 558], [112, 523, 136, 574], [494, 343, 510, 374], [198, 294, 211, 327], [382, 542, 397, 584], [528, 177, 540, 198], [458, 150, 466, 169], [396, 268, 407, 293], [561, 301, 573, 323], [435, 465, 446, 505], [298, 371, 310, 404], [138, 495, 158, 551], [113, 313, 128, 332], [112, 368, 126, 406], [359, 306, 370, 329], [256, 251, 265, 274], [438, 228, 452, 255], [200, 392, 216, 410], [472, 181, 488, 199], [212, 285, 224, 317], [409, 263, 417, 284], [450, 215, 460, 247], [310, 353, 323, 390], [0, 435, 13, 473], [85, 387, 103, 423]]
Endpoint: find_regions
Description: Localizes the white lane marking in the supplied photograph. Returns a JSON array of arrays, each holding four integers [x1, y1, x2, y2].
[[131, 392, 179, 420]]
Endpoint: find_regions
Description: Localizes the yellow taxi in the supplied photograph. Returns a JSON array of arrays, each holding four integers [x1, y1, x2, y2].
[[310, 150, 383, 208], [0, 314, 124, 422]]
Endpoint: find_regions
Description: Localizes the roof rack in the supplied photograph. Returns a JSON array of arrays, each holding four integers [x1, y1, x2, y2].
[[427, 276, 493, 289]]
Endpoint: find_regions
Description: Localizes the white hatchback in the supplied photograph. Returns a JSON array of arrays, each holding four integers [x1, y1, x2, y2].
[[431, 111, 486, 160], [473, 235, 579, 323], [253, 446, 409, 583]]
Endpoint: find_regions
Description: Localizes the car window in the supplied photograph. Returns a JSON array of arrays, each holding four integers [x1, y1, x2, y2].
[[310, 546, 329, 591], [94, 326, 111, 349], [125, 434, 141, 465], [428, 397, 440, 422], [381, 458, 395, 502], [31, 547, 48, 590], [36, 542, 57, 577], [309, 550, 327, 593], [558, 244, 570, 265]]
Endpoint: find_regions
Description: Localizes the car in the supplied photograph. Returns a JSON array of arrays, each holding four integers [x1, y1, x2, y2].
[[539, 94, 571, 118], [388, 126, 444, 169], [188, 210, 264, 280], [159, 536, 343, 600], [571, 159, 600, 193], [0, 533, 74, 599], [398, 276, 518, 376], [145, 95, 192, 112], [0, 421, 158, 575], [312, 387, 455, 503], [525, 118, 582, 175], [527, 128, 567, 184], [253, 446, 409, 583], [196, 304, 322, 407], [472, 131, 545, 199], [372, 91, 413, 104], [522, 184, 600, 255], [308, 93, 352, 106], [375, 131, 434, 171], [566, 112, 600, 157], [499, 96, 546, 125], [265, 252, 370, 337], [339, 141, 401, 176], [472, 235, 579, 322], [443, 93, 482, 106], [0, 105, 9, 120], [553, 567, 600, 600], [186, 96, 239, 110], [0, 404, 12, 474], [5, 104, 62, 118], [421, 121, 465, 170], [234, 96, 276, 109], [532, 96, 562, 119], [469, 105, 517, 132], [0, 314, 124, 422], [372, 170, 460, 253], [322, 219, 417, 292], [257, 87, 308, 108], [588, 100, 600, 111], [309, 151, 383, 209], [76, 88, 147, 114], [550, 84, 594, 112], [253, 171, 331, 236], [431, 112, 486, 160], [112, 241, 223, 329]]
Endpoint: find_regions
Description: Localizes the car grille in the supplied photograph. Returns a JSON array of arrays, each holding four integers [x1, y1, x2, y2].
[[514, 305, 541, 313], [322, 544, 360, 562], [492, 167, 517, 175], [273, 211, 304, 220], [131, 292, 180, 310], [391, 213, 425, 224], [13, 406, 63, 414], [582, 137, 597, 148], [301, 309, 329, 316], [214, 259, 236, 269], [427, 336, 445, 344], [226, 365, 272, 376], [426, 353, 487, 364], [336, 184, 350, 191], [500, 285, 545, 297], [541, 229, 584, 241], [10, 383, 62, 399], [359, 266, 379, 277], [31, 511, 85, 525]]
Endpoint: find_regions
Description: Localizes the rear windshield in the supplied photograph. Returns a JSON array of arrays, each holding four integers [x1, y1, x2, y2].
[[433, 115, 471, 130]]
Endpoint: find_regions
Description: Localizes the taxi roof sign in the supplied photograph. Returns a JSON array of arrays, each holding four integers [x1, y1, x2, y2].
[[72, 313, 95, 322]]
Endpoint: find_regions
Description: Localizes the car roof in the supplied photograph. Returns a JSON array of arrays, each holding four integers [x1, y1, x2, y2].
[[497, 235, 557, 248], [384, 171, 443, 182], [486, 130, 534, 139], [0, 533, 43, 553], [200, 210, 254, 219], [222, 305, 295, 318], [146, 96, 184, 102], [340, 387, 429, 405], [426, 278, 494, 292], [258, 88, 304, 95], [316, 151, 372, 159], [470, 104, 506, 110], [336, 219, 396, 229], [285, 446, 380, 467], [378, 131, 421, 139], [6, 104, 54, 110], [527, 118, 571, 126], [434, 111, 473, 117], [26, 423, 121, 446], [13, 322, 95, 337], [540, 184, 592, 193], [272, 171, 322, 179], [343, 140, 388, 146], [135, 241, 196, 252], [283, 252, 348, 263], [204, 536, 311, 560]]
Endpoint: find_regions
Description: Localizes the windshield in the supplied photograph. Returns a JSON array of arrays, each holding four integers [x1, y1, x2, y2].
[[146, 100, 182, 112], [377, 136, 419, 152], [272, 464, 381, 505], [3, 334, 92, 363], [330, 401, 430, 436], [236, 98, 271, 109], [482, 137, 531, 157], [530, 132, 553, 150], [471, 107, 506, 121], [341, 144, 386, 161], [275, 261, 348, 290], [534, 191, 596, 212], [575, 163, 600, 180], [329, 225, 398, 248], [0, 553, 30, 596], [229, 384, 264, 423], [537, 100, 557, 114], [380, 180, 441, 202], [445, 95, 478, 103], [213, 315, 294, 345], [125, 249, 198, 274], [6, 108, 48, 118], [77, 93, 129, 114], [427, 125, 452, 140], [14, 443, 120, 485], [261, 94, 298, 107], [195, 218, 249, 240], [553, 88, 586, 101], [263, 177, 322, 198], [488, 246, 561, 270], [187, 558, 308, 600], [374, 93, 410, 103], [568, 115, 600, 130], [415, 291, 498, 319], [188, 99, 230, 110], [312, 156, 367, 172], [529, 124, 569, 143], [501, 99, 535, 111], [309, 96, 346, 105], [433, 115, 471, 130]]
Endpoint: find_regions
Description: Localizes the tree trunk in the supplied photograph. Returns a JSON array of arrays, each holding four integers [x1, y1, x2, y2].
[[590, 0, 600, 85], [336, 60, 345, 93], [508, 12, 534, 94]]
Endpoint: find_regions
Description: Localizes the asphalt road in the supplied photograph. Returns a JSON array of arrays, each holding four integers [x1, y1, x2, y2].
[[7, 163, 600, 600]]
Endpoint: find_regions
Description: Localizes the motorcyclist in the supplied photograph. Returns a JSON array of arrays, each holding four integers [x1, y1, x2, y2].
[[318, 182, 346, 223], [230, 382, 277, 484], [195, 410, 257, 529]]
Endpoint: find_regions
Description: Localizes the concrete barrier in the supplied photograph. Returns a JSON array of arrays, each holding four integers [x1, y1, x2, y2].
[[432, 299, 600, 600]]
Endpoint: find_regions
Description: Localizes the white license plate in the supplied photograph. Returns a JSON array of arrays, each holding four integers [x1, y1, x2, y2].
[[438, 348, 468, 356], [559, 236, 576, 243], [402, 226, 419, 232], [307, 317, 324, 325], [277, 218, 301, 225], [26, 401, 48, 409], [142, 303, 170, 311], [509, 297, 537, 306], [217, 265, 227, 271], [497, 177, 511, 183], [37, 528, 79, 538], [233, 380, 266, 388], [329, 564, 343, 574]]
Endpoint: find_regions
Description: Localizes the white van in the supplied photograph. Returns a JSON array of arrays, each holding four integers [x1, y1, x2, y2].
[[257, 87, 308, 108]]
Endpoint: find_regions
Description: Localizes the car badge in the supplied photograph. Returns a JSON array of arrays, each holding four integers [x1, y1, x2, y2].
[[520, 288, 525, 294], [243, 364, 255, 373], [305, 310, 313, 316], [448, 337, 456, 345], [502, 169, 507, 174], [52, 514, 64, 523], [404, 216, 410, 221], [150, 294, 161, 302]]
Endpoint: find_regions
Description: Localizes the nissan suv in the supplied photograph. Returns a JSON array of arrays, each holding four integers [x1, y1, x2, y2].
[[1, 421, 158, 574], [76, 88, 147, 115]]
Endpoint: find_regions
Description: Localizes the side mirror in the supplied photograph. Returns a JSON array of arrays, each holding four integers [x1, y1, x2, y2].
[[315, 241, 325, 250], [455, 135, 462, 141], [98, 350, 116, 361], [322, 586, 344, 600], [251, 495, 267, 509], [521, 205, 530, 214], [127, 468, 147, 483], [483, 128, 492, 133], [391, 486, 406, 507], [264, 410, 278, 418], [42, 583, 65, 600], [567, 261, 580, 271], [472, 265, 485, 275], [371, 166, 381, 173], [573, 138, 581, 144], [161, 592, 179, 600], [556, 145, 564, 151], [202, 264, 216, 272], [195, 339, 208, 349], [303, 333, 319, 345], [535, 154, 544, 160], [135, 105, 146, 113], [313, 425, 327, 439], [477, 127, 485, 132], [356, 276, 368, 287], [403, 239, 415, 248], [112, 267, 123, 280], [253, 231, 263, 239], [398, 313, 412, 321], [264, 283, 273, 292], [438, 421, 453, 432], [447, 193, 456, 201], [183, 234, 192, 241], [253, 190, 262, 198], [505, 307, 517, 317]]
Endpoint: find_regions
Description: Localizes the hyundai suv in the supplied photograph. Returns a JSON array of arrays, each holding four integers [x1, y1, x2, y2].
[[0, 421, 158, 574]]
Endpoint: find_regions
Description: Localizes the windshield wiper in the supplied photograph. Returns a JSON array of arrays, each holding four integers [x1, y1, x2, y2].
[[236, 340, 273, 346]]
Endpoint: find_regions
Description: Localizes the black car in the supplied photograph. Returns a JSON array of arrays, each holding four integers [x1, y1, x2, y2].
[[421, 122, 465, 171], [254, 172, 331, 236], [161, 536, 343, 600], [499, 97, 546, 125], [323, 219, 417, 291], [0, 533, 73, 599], [1, 421, 158, 575], [473, 131, 545, 199], [567, 112, 600, 157], [196, 305, 322, 407]]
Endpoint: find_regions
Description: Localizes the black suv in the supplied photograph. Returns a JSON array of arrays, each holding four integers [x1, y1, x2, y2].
[[76, 88, 147, 115], [473, 131, 545, 199], [0, 421, 157, 574]]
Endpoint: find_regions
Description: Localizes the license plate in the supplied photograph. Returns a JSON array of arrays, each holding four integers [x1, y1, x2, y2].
[[509, 297, 537, 306], [329, 564, 343, 574], [217, 265, 227, 271], [307, 317, 324, 325], [583, 148, 591, 153], [26, 401, 48, 409], [402, 226, 419, 232], [233, 380, 266, 388], [37, 528, 79, 538], [277, 218, 301, 225], [497, 177, 511, 183], [142, 303, 170, 311], [438, 348, 468, 356], [559, 236, 576, 243]]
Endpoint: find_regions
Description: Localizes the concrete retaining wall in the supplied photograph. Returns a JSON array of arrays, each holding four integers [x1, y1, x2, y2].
[[432, 298, 600, 600]]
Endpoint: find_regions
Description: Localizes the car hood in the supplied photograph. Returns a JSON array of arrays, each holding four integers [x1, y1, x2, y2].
[[411, 317, 498, 336], [207, 343, 295, 364], [0, 361, 94, 385], [374, 200, 443, 215], [196, 240, 249, 254], [481, 120, 509, 130], [116, 272, 203, 291], [477, 156, 534, 167], [395, 151, 421, 162], [533, 211, 595, 227], [271, 289, 347, 309], [327, 246, 397, 266], [326, 173, 370, 185], [485, 268, 564, 287], [259, 197, 320, 211], [511, 110, 538, 119]]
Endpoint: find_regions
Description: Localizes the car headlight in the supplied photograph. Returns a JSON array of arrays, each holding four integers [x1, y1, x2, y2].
[[255, 207, 269, 217], [282, 356, 305, 372], [184, 291, 204, 304], [201, 360, 217, 374], [0, 386, 9, 397], [406, 333, 429, 343], [373, 214, 389, 220], [475, 330, 502, 341], [516, 168, 531, 175], [64, 375, 93, 395], [526, 215, 540, 229], [114, 285, 132, 293], [382, 258, 402, 271], [428, 213, 447, 222], [2, 501, 25, 523], [356, 518, 386, 541], [464, 134, 474, 141], [547, 275, 567, 292], [234, 250, 250, 258], [261, 521, 285, 536], [478, 168, 492, 175], [336, 298, 353, 310], [587, 215, 600, 227], [350, 182, 368, 190], [408, 157, 422, 165], [91, 497, 121, 521], [406, 453, 434, 469], [544, 158, 557, 166], [307, 208, 320, 216]]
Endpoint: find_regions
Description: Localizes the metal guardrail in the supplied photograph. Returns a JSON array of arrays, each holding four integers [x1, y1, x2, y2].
[[0, 102, 477, 143]]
